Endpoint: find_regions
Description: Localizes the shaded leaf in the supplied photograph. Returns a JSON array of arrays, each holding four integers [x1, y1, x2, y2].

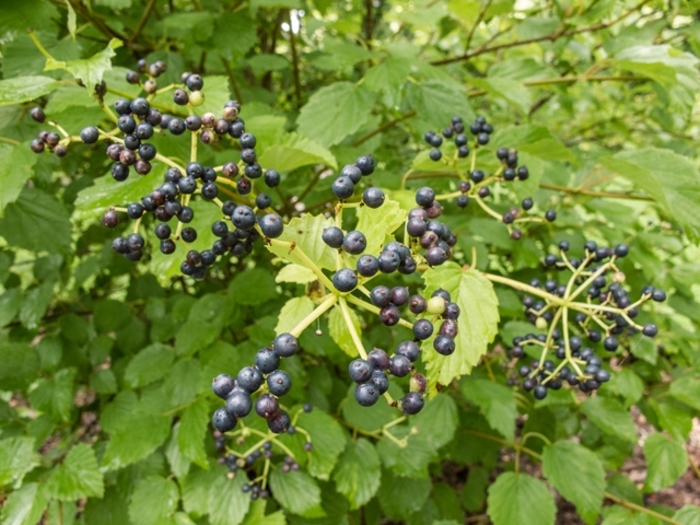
[[332, 438, 381, 508]]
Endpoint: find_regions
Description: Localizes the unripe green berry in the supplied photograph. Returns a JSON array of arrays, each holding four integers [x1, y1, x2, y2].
[[535, 317, 548, 330], [426, 296, 446, 315], [189, 90, 205, 107]]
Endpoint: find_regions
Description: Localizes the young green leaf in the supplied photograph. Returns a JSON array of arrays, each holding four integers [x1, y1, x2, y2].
[[328, 304, 362, 357], [0, 437, 38, 486], [45, 444, 104, 500], [275, 296, 315, 334], [487, 472, 556, 525]]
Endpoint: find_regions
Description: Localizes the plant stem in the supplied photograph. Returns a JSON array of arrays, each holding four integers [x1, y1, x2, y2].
[[0, 137, 20, 146], [539, 183, 653, 201], [265, 238, 335, 291], [338, 297, 368, 360], [481, 273, 564, 305], [289, 294, 337, 338]]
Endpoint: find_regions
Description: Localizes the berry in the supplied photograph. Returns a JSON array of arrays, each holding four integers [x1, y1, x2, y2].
[[370, 370, 389, 394], [517, 166, 529, 180], [388, 355, 411, 377], [409, 295, 427, 314], [603, 336, 619, 352], [412, 319, 434, 340], [237, 367, 263, 393], [30, 107, 46, 123], [433, 335, 456, 355], [255, 193, 271, 209], [362, 187, 385, 208], [401, 392, 424, 415], [322, 226, 344, 248], [130, 98, 150, 116], [232, 206, 256, 230], [259, 214, 284, 238], [425, 246, 448, 266], [268, 410, 291, 434], [341, 164, 363, 184], [415, 187, 435, 207], [333, 268, 358, 292], [642, 323, 658, 337], [332, 177, 355, 199], [533, 385, 547, 400], [355, 155, 375, 175], [368, 348, 389, 370], [155, 223, 171, 240], [190, 91, 205, 106], [407, 219, 427, 237], [397, 340, 420, 362], [80, 126, 99, 144], [264, 169, 281, 187], [355, 383, 379, 406], [273, 333, 298, 358], [343, 231, 366, 254], [255, 394, 280, 419], [267, 370, 292, 396], [545, 209, 557, 222], [652, 289, 666, 302], [212, 408, 237, 432], [212, 374, 236, 399], [173, 89, 189, 105], [614, 244, 629, 257], [378, 251, 401, 273], [101, 210, 119, 228], [429, 148, 442, 161], [410, 373, 427, 394], [379, 304, 400, 326], [357, 255, 379, 277], [390, 287, 409, 306], [348, 359, 373, 383], [226, 390, 253, 417], [522, 198, 534, 210], [370, 286, 391, 307], [186, 74, 204, 91], [255, 347, 280, 374]]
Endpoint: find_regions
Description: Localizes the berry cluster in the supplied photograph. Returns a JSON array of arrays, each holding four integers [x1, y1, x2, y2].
[[407, 187, 456, 266], [330, 156, 377, 200], [28, 107, 68, 158], [506, 241, 664, 400], [422, 115, 556, 239], [211, 332, 300, 434]]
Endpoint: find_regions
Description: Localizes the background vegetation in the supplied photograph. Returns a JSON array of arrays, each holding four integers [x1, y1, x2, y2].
[[1, 0, 700, 524]]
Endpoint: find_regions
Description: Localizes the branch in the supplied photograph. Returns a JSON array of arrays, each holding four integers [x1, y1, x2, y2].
[[431, 0, 652, 66], [128, 0, 157, 44], [538, 183, 653, 201]]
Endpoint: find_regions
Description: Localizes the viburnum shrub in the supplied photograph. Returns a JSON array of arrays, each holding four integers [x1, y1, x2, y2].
[[1, 3, 700, 525]]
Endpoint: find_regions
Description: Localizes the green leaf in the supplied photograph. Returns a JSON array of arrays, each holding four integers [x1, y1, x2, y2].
[[332, 438, 381, 509], [629, 334, 657, 365], [1, 482, 48, 525], [0, 287, 21, 327], [669, 375, 700, 411], [412, 394, 458, 449], [328, 304, 361, 357], [673, 506, 700, 525], [229, 268, 278, 305], [297, 409, 348, 480], [181, 467, 220, 518], [28, 368, 76, 422], [542, 441, 605, 524], [600, 148, 700, 239], [18, 279, 55, 329], [45, 444, 104, 500], [0, 76, 60, 106], [124, 343, 175, 388], [471, 77, 532, 113], [265, 213, 336, 271], [651, 399, 693, 442], [421, 263, 500, 389], [364, 57, 413, 104], [258, 133, 337, 172], [275, 296, 315, 335], [581, 396, 637, 443], [178, 397, 209, 469], [0, 343, 38, 391], [208, 473, 251, 525], [377, 469, 431, 521], [608, 369, 645, 407], [0, 437, 37, 486], [0, 188, 71, 252], [462, 378, 517, 441], [128, 475, 179, 525], [406, 79, 475, 128], [297, 82, 377, 147], [166, 423, 190, 479], [101, 392, 171, 470], [45, 38, 122, 88], [275, 264, 318, 284], [643, 433, 688, 492], [241, 501, 286, 525], [355, 198, 407, 256], [268, 469, 323, 517], [0, 144, 38, 215], [376, 432, 437, 478], [487, 472, 556, 525]]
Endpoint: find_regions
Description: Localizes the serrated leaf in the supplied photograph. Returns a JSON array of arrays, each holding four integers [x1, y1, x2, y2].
[[297, 409, 348, 480], [208, 473, 251, 525], [376, 432, 437, 478], [581, 396, 637, 443], [178, 397, 209, 469], [328, 304, 361, 357], [265, 213, 336, 271], [128, 475, 179, 525], [297, 82, 377, 147], [0, 437, 38, 486], [542, 441, 605, 524], [45, 38, 122, 88], [608, 369, 644, 407], [377, 469, 431, 521], [406, 80, 475, 128], [0, 76, 60, 106], [0, 144, 38, 215], [28, 368, 76, 422], [471, 77, 532, 112], [668, 375, 700, 411], [45, 444, 104, 500], [0, 188, 71, 252], [600, 148, 700, 239], [421, 263, 500, 389], [166, 423, 190, 479], [487, 472, 556, 525], [258, 133, 337, 172], [242, 500, 286, 525], [0, 343, 39, 391], [355, 198, 406, 256], [268, 469, 323, 517], [332, 438, 381, 508], [1, 482, 48, 525], [412, 394, 458, 449], [275, 264, 318, 284], [124, 343, 175, 388], [275, 296, 315, 334], [462, 379, 517, 441], [643, 433, 688, 492], [181, 466, 220, 518], [651, 399, 693, 442]]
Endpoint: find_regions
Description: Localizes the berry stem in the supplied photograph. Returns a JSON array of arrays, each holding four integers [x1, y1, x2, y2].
[[481, 273, 565, 305], [344, 293, 415, 331], [27, 29, 55, 60], [243, 427, 297, 460], [473, 194, 503, 221], [264, 238, 335, 291], [338, 297, 368, 360], [0, 136, 21, 146], [190, 127, 198, 163], [289, 294, 338, 338]]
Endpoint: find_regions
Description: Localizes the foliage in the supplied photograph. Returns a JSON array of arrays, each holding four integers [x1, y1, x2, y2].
[[1, 0, 700, 524]]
